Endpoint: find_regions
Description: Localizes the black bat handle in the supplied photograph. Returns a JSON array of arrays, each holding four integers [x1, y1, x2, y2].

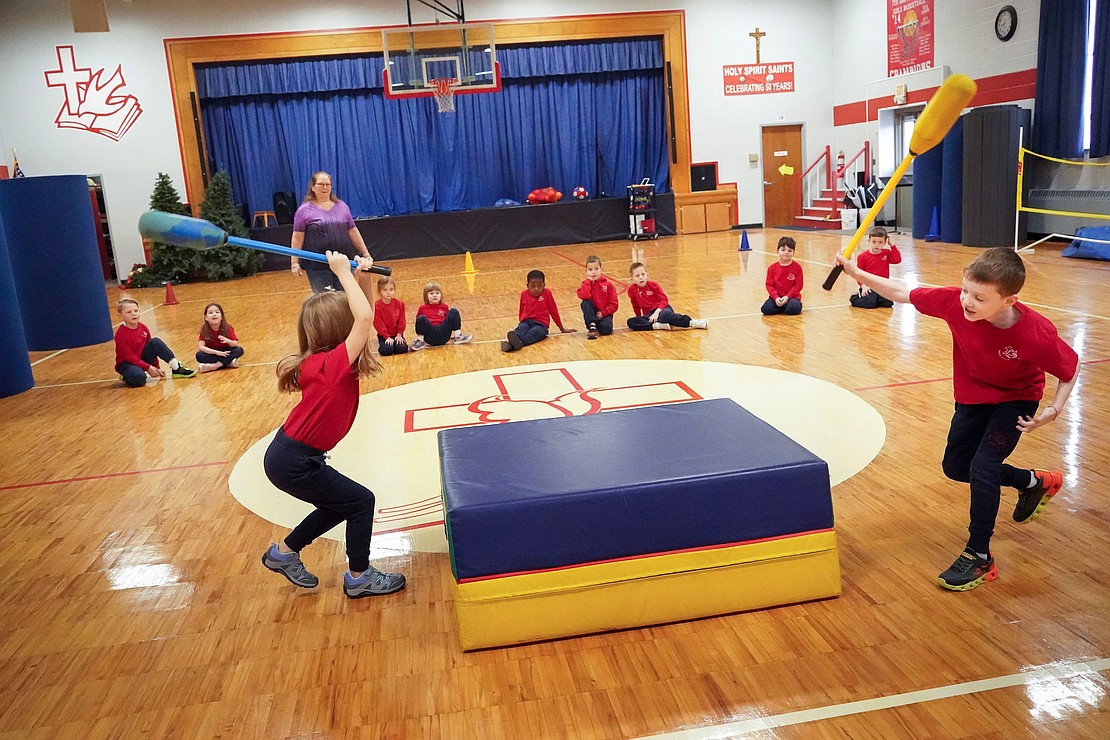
[[361, 264, 392, 277], [821, 264, 844, 291]]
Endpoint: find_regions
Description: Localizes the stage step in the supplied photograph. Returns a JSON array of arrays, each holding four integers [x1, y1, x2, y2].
[[794, 215, 843, 229]]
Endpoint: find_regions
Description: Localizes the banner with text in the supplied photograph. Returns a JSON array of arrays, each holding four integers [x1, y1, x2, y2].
[[723, 62, 795, 96], [887, 0, 934, 77]]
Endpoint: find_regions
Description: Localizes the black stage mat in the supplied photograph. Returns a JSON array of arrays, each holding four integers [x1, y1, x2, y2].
[[251, 194, 676, 269]]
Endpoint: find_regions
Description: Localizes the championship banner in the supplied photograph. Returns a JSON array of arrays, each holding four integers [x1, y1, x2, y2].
[[887, 0, 934, 77]]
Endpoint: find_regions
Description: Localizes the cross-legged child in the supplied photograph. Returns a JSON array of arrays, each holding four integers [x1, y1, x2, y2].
[[412, 281, 471, 350], [577, 255, 619, 338], [502, 269, 576, 351], [262, 251, 406, 598], [196, 303, 244, 372], [373, 275, 408, 355], [850, 227, 903, 309], [761, 236, 803, 315], [113, 297, 196, 386], [626, 262, 708, 331], [835, 247, 1079, 592]]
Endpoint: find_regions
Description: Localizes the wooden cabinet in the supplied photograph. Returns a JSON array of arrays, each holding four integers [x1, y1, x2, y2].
[[675, 188, 737, 234]]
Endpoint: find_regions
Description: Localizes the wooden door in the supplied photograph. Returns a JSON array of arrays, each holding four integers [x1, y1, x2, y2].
[[761, 124, 803, 228]]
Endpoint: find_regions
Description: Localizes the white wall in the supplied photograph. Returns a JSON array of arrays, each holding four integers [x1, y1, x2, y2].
[[0, 1, 1045, 271], [830, 0, 1040, 170]]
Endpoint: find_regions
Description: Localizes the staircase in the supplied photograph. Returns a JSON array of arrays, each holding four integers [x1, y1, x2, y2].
[[794, 188, 843, 229], [794, 142, 869, 230]]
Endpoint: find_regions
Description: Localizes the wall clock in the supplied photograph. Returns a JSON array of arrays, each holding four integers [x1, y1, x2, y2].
[[995, 5, 1018, 42]]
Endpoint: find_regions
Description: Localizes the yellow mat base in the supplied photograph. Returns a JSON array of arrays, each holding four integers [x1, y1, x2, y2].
[[453, 530, 840, 650]]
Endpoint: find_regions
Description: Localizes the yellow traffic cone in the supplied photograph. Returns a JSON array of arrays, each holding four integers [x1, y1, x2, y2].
[[462, 251, 478, 274], [464, 272, 477, 294]]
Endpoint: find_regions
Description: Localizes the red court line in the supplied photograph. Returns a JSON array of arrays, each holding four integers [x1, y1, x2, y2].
[[855, 376, 952, 392], [550, 250, 630, 290], [855, 357, 1107, 393], [0, 461, 229, 492]]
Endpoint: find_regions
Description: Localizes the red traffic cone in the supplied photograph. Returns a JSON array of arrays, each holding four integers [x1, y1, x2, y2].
[[163, 281, 180, 306]]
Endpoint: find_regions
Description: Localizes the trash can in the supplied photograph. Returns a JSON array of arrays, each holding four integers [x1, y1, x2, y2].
[[840, 209, 859, 230]]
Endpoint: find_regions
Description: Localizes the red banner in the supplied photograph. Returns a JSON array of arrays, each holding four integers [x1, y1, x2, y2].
[[887, 0, 934, 77], [723, 62, 796, 96]]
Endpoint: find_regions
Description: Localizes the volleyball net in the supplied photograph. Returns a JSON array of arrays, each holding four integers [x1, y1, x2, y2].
[[1016, 148, 1110, 251]]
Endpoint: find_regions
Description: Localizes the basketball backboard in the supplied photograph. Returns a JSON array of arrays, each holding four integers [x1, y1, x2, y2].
[[382, 22, 500, 101]]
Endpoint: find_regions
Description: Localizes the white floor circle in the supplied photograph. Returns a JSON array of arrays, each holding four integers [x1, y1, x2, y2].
[[229, 360, 886, 554]]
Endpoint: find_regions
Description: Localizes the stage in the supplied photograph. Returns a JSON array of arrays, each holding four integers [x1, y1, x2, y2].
[[249, 194, 676, 268]]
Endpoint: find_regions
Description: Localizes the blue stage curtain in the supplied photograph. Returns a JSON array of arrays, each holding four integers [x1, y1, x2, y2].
[[1032, 0, 1090, 158], [1090, 0, 1110, 157], [196, 39, 669, 217]]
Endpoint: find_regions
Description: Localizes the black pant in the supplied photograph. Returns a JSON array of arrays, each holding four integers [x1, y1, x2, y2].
[[378, 335, 408, 355], [941, 401, 1039, 554], [196, 345, 244, 366], [581, 301, 614, 334], [416, 309, 461, 346], [118, 337, 175, 387], [850, 290, 894, 309], [627, 305, 691, 330], [263, 428, 376, 573], [761, 297, 803, 315], [305, 267, 344, 293]]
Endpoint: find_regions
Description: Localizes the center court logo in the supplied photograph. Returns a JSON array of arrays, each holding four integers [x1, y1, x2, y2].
[[229, 360, 887, 552]]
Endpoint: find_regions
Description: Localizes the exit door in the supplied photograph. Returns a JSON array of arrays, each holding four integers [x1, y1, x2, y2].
[[761, 124, 803, 228]]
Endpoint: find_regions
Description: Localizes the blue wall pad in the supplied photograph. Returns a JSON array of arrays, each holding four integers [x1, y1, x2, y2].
[[940, 116, 964, 243], [913, 142, 944, 239], [0, 175, 113, 351], [440, 398, 833, 580], [0, 219, 34, 397]]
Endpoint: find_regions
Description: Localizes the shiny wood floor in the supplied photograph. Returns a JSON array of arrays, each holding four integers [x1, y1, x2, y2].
[[1, 229, 1107, 738]]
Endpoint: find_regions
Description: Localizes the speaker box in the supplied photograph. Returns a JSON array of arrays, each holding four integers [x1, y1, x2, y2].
[[273, 191, 297, 225], [691, 163, 717, 192]]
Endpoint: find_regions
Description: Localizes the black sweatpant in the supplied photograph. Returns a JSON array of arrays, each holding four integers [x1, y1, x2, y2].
[[263, 428, 376, 573], [941, 400, 1039, 554]]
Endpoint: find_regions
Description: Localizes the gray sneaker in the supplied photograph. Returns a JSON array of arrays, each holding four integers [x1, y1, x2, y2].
[[261, 543, 319, 588], [344, 566, 406, 598]]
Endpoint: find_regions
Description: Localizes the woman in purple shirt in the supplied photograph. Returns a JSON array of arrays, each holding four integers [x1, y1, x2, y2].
[[290, 171, 373, 293]]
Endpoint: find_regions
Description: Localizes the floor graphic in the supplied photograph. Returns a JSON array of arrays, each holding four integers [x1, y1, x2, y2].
[[229, 360, 886, 553]]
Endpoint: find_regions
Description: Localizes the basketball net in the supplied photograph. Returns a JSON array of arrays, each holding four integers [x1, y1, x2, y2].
[[430, 78, 458, 113]]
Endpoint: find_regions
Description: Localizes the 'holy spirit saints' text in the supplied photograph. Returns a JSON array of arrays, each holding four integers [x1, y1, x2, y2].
[[722, 62, 796, 96]]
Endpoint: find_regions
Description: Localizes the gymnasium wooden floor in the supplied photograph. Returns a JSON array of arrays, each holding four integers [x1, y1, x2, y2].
[[1, 228, 1107, 738]]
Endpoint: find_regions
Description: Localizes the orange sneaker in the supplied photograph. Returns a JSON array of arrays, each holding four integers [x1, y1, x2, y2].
[[1013, 469, 1063, 524]]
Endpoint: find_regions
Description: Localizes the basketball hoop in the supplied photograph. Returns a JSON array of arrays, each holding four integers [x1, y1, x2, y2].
[[430, 78, 458, 113]]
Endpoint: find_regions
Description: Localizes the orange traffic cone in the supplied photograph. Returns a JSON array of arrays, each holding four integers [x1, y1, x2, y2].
[[163, 281, 180, 306]]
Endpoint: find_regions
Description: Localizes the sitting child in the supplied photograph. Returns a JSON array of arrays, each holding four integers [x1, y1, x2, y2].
[[114, 297, 195, 386], [502, 269, 576, 351], [577, 255, 619, 339], [373, 275, 408, 355], [851, 227, 903, 309], [412, 281, 472, 350], [761, 236, 804, 315], [196, 302, 244, 372], [626, 262, 708, 331]]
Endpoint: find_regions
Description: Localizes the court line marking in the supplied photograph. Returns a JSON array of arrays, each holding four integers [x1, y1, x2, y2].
[[640, 657, 1110, 738], [0, 461, 228, 492], [855, 356, 1107, 393]]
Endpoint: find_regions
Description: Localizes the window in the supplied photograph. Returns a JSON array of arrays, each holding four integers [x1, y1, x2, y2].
[[1081, 0, 1099, 151], [894, 106, 923, 172]]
